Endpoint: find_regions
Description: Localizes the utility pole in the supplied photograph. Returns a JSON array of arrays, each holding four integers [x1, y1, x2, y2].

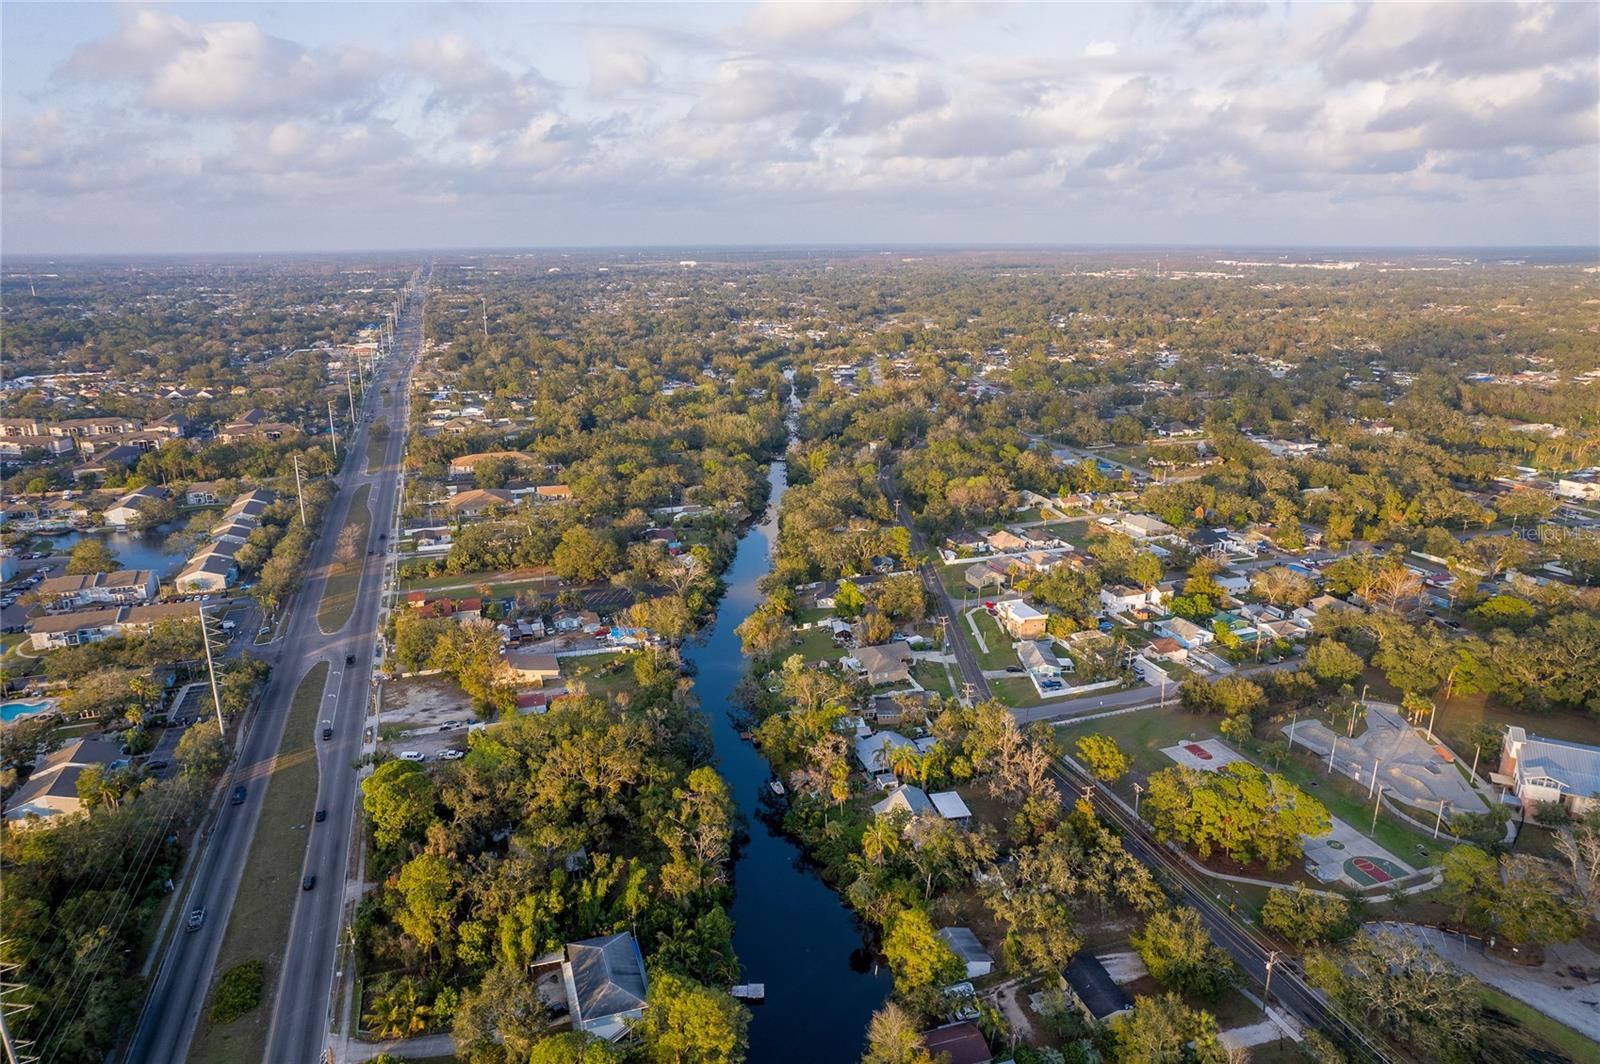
[[1133, 781, 1144, 816], [292, 454, 307, 525], [198, 602, 226, 738], [346, 370, 357, 425], [1369, 758, 1382, 798], [1426, 698, 1438, 744], [1434, 798, 1447, 839], [1327, 734, 1338, 774], [1372, 786, 1385, 833], [1263, 950, 1280, 1012], [327, 400, 339, 460]]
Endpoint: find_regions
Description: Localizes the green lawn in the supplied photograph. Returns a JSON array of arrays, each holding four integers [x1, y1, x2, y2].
[[318, 484, 372, 633], [911, 660, 954, 698], [189, 663, 327, 1064], [968, 610, 1016, 671], [777, 625, 843, 667], [397, 567, 549, 593], [563, 652, 637, 699], [794, 606, 832, 626], [1057, 706, 1220, 780], [991, 675, 1048, 708]]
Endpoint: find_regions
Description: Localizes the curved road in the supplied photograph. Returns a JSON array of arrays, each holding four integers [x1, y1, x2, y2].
[[124, 266, 425, 1064]]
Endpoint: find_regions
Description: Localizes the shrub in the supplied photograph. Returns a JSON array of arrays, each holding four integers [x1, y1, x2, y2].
[[209, 959, 264, 1023]]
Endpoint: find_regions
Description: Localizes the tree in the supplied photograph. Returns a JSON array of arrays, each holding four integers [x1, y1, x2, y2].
[[1131, 907, 1233, 998], [1260, 885, 1350, 946], [1250, 566, 1315, 607], [639, 972, 749, 1064], [362, 759, 435, 852], [1075, 734, 1131, 783], [175, 719, 230, 779], [1307, 931, 1482, 1059], [1142, 763, 1330, 870], [552, 525, 621, 583], [530, 1032, 626, 1064], [1305, 639, 1363, 686], [1440, 846, 1584, 947], [209, 960, 264, 1023], [1127, 552, 1164, 590], [1110, 993, 1226, 1064], [882, 907, 963, 989], [394, 852, 458, 959], [363, 977, 431, 1040], [834, 580, 867, 619], [1468, 594, 1536, 632], [862, 1002, 935, 1064], [66, 538, 122, 575], [454, 964, 551, 1062]]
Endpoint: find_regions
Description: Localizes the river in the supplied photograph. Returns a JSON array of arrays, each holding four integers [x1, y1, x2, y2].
[[681, 454, 891, 1062]]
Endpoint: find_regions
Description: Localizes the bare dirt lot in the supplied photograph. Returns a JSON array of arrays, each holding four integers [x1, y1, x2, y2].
[[378, 675, 476, 758]]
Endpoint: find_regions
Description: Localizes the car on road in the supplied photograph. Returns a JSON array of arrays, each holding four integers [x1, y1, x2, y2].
[[397, 751, 425, 762], [302, 875, 316, 891], [438, 749, 465, 761], [185, 908, 206, 932], [147, 759, 168, 772], [345, 654, 356, 666], [315, 809, 327, 822], [322, 725, 333, 740], [230, 785, 247, 805]]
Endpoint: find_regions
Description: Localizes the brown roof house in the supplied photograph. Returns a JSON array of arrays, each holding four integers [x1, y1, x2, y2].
[[853, 642, 913, 686]]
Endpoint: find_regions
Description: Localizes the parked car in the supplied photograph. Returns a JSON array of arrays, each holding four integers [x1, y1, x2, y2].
[[147, 759, 168, 772], [398, 751, 424, 762], [438, 749, 466, 761], [185, 908, 206, 932]]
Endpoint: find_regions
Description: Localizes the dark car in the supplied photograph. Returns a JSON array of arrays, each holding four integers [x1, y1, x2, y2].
[[322, 726, 333, 740], [345, 654, 356, 666], [185, 908, 206, 932], [315, 809, 327, 823], [147, 759, 169, 772], [1005, 666, 1024, 673], [378, 532, 386, 540], [231, 785, 247, 805], [302, 875, 316, 891]]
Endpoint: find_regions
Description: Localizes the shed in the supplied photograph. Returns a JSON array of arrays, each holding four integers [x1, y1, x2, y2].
[[937, 927, 994, 978]]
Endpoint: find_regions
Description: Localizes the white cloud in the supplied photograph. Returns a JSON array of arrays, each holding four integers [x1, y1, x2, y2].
[[1084, 41, 1118, 58]]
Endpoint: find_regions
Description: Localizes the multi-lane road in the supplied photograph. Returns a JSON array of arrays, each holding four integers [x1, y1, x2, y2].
[[125, 266, 425, 1064]]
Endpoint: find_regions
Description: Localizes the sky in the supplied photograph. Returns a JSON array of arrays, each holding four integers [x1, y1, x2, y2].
[[2, 1, 1597, 254]]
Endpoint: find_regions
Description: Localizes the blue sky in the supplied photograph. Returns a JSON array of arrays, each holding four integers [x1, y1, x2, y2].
[[3, 1, 1596, 253]]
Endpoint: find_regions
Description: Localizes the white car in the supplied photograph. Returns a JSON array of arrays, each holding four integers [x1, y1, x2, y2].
[[438, 749, 466, 761], [397, 751, 425, 762]]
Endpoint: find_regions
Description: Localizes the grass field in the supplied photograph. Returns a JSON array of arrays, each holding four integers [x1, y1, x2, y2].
[[1479, 985, 1599, 1062], [968, 610, 1016, 670], [1057, 705, 1220, 779], [563, 651, 637, 699], [365, 419, 389, 474], [318, 484, 372, 633], [911, 660, 954, 698], [188, 662, 327, 1064]]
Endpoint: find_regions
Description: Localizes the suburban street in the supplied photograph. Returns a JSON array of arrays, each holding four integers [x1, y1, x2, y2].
[[123, 266, 425, 1064]]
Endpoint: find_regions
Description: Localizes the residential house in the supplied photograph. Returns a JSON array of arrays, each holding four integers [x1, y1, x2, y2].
[[1497, 727, 1600, 818], [1156, 616, 1213, 648], [919, 1022, 992, 1064], [447, 450, 533, 478], [964, 561, 1009, 593], [853, 642, 913, 686], [985, 529, 1027, 553], [176, 550, 237, 594], [1144, 637, 1187, 663], [28, 608, 125, 651], [560, 932, 650, 1041], [503, 648, 561, 687], [872, 784, 934, 818], [102, 486, 169, 528], [1118, 513, 1174, 539], [185, 482, 226, 506], [945, 531, 991, 555], [1099, 584, 1160, 615], [446, 488, 514, 518], [995, 599, 1047, 639], [854, 731, 936, 775], [1065, 954, 1133, 1021], [936, 927, 994, 979], [3, 738, 124, 826], [37, 570, 160, 609], [1017, 640, 1063, 677], [532, 484, 572, 502]]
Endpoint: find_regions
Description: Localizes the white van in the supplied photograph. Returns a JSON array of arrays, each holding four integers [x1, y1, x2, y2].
[[397, 751, 425, 762]]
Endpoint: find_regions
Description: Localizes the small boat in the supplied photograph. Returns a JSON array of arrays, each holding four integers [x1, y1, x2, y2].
[[731, 983, 765, 1002], [767, 779, 786, 798], [738, 729, 754, 741]]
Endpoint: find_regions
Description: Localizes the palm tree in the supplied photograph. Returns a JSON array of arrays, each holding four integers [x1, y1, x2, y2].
[[363, 978, 429, 1040], [861, 818, 901, 867], [889, 744, 921, 783]]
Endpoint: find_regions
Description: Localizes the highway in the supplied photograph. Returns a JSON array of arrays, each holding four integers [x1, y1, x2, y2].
[[124, 264, 425, 1064]]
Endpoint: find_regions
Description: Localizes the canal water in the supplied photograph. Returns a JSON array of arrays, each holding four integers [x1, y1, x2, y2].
[[681, 455, 891, 1062]]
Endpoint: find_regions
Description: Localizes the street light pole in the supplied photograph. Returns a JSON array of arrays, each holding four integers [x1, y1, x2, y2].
[[1372, 786, 1384, 833], [1434, 798, 1447, 839], [327, 401, 339, 460], [292, 455, 307, 525], [1263, 950, 1280, 1012], [1133, 782, 1143, 817]]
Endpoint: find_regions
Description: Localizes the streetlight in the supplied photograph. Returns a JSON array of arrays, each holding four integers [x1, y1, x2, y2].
[[1133, 782, 1144, 816], [1263, 950, 1280, 1012], [1372, 785, 1385, 834]]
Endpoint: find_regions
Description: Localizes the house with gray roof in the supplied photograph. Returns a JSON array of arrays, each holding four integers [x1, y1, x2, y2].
[[937, 927, 994, 979], [561, 932, 649, 1040], [873, 784, 934, 819], [1499, 727, 1600, 818], [4, 738, 123, 826]]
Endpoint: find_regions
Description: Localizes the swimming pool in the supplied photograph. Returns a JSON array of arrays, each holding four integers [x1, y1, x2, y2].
[[0, 700, 56, 724]]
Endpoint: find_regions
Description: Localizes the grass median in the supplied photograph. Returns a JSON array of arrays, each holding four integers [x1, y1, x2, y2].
[[189, 661, 327, 1064], [366, 419, 389, 474], [319, 484, 372, 634]]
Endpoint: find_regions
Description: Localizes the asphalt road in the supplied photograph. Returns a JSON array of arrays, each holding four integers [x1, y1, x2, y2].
[[266, 270, 427, 1064], [124, 269, 424, 1064]]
